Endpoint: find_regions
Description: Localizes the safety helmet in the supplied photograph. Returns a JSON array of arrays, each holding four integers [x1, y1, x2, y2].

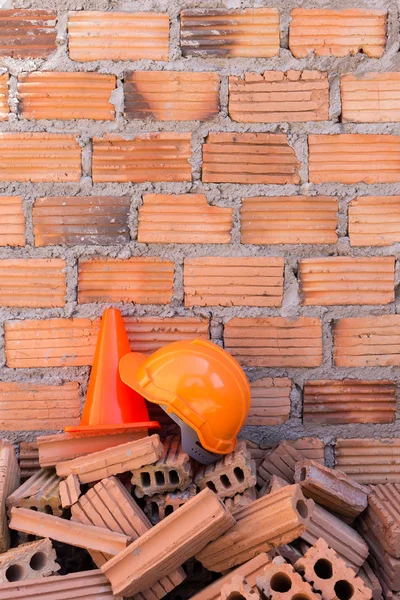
[[119, 339, 251, 464]]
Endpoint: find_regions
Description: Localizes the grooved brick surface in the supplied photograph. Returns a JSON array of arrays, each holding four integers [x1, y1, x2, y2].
[[124, 316, 210, 353], [289, 9, 387, 58], [299, 257, 395, 306], [184, 257, 284, 307], [358, 521, 400, 592], [59, 474, 81, 509], [303, 380, 397, 424], [33, 196, 131, 246], [333, 315, 400, 367], [241, 195, 338, 245], [341, 73, 400, 122], [0, 10, 57, 59], [92, 133, 192, 183], [309, 134, 400, 184], [0, 133, 81, 183], [68, 11, 169, 61], [246, 378, 291, 426], [258, 440, 304, 486], [0, 259, 66, 308], [229, 71, 329, 122], [78, 257, 174, 304], [349, 195, 400, 247], [202, 133, 300, 184], [335, 438, 400, 484], [0, 382, 80, 431], [224, 317, 323, 367], [362, 483, 400, 557], [0, 197, 25, 246], [180, 9, 280, 58], [0, 74, 8, 120], [19, 443, 39, 481], [125, 72, 220, 121], [0, 440, 20, 553], [7, 468, 63, 516]]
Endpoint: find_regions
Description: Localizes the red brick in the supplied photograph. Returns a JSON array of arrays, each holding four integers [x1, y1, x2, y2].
[[203, 133, 300, 184], [124, 316, 209, 353], [241, 196, 338, 245], [92, 133, 191, 183], [309, 134, 400, 184], [0, 382, 80, 431], [0, 197, 25, 247], [18, 72, 116, 120], [289, 9, 387, 58], [138, 194, 233, 244], [224, 317, 323, 367], [125, 72, 219, 121], [334, 315, 400, 367], [0, 73, 8, 120], [184, 257, 284, 307], [78, 257, 174, 304], [299, 257, 395, 306], [335, 438, 400, 484], [68, 11, 169, 61], [180, 9, 279, 58], [0, 259, 66, 308], [229, 71, 329, 122], [341, 73, 400, 123], [246, 378, 291, 426], [0, 10, 57, 59], [349, 195, 400, 247]]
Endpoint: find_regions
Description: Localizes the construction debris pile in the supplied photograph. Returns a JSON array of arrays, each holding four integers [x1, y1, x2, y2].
[[0, 431, 396, 600]]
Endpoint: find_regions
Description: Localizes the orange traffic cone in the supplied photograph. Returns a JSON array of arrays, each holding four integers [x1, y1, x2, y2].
[[65, 308, 159, 434]]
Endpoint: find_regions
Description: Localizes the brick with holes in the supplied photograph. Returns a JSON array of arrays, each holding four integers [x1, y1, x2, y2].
[[0, 538, 59, 584], [224, 487, 257, 515], [195, 441, 257, 499], [144, 484, 197, 524], [7, 468, 62, 517], [131, 436, 193, 498], [221, 575, 260, 600], [257, 556, 321, 600]]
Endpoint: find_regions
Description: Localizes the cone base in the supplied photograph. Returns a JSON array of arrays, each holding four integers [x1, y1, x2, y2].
[[64, 421, 160, 434]]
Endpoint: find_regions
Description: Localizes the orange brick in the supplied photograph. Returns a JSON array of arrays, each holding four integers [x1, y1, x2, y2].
[[124, 316, 209, 353], [0, 259, 66, 308], [180, 9, 279, 58], [0, 133, 81, 183], [0, 73, 8, 120], [341, 73, 400, 123], [59, 474, 81, 509], [299, 257, 395, 306], [224, 317, 323, 368], [0, 382, 80, 431], [184, 257, 284, 307], [125, 72, 219, 121], [0, 197, 25, 247], [0, 440, 20, 553], [92, 133, 191, 183], [349, 196, 400, 247], [334, 315, 400, 367], [229, 71, 329, 122], [246, 378, 291, 426], [78, 257, 174, 304], [19, 443, 39, 481], [241, 196, 338, 245], [33, 196, 130, 246], [259, 556, 320, 600], [68, 11, 169, 61], [289, 9, 387, 58], [309, 134, 400, 184], [292, 438, 325, 465], [335, 438, 400, 484], [0, 10, 57, 59], [303, 380, 397, 425], [138, 194, 232, 244], [5, 317, 100, 368], [203, 133, 300, 184], [18, 72, 116, 120]]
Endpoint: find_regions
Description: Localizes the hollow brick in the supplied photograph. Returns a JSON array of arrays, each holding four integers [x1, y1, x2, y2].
[[7, 468, 63, 517], [0, 441, 20, 553], [144, 484, 198, 524], [257, 556, 321, 600], [0, 538, 59, 584], [221, 575, 260, 600]]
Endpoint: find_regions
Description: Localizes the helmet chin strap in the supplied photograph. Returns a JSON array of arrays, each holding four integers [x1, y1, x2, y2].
[[161, 407, 220, 465]]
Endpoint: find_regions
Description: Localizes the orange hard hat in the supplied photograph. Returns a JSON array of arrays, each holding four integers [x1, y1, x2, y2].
[[119, 339, 250, 459]]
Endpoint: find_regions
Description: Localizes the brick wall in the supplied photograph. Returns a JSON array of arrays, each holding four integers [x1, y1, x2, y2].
[[0, 0, 399, 466]]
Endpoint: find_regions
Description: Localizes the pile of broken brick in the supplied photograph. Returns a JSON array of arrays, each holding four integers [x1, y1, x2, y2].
[[0, 431, 397, 600]]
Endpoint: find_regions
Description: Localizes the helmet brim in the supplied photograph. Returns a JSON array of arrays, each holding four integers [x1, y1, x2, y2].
[[119, 352, 150, 397]]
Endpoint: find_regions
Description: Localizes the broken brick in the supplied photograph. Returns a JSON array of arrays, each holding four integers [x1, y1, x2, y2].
[[59, 475, 81, 509], [257, 555, 320, 600], [221, 575, 259, 600], [0, 538, 59, 583], [0, 441, 20, 553], [144, 484, 198, 524], [349, 196, 400, 247], [258, 441, 304, 487], [246, 378, 291, 426], [0, 10, 57, 59], [224, 487, 257, 516], [7, 468, 63, 517], [0, 197, 25, 247], [341, 73, 400, 123]]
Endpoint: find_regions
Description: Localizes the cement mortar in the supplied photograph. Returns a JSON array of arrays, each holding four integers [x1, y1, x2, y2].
[[1, 0, 400, 465]]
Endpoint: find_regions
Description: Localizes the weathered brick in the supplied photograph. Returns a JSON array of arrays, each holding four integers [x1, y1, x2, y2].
[[333, 315, 400, 367], [144, 484, 197, 524], [0, 538, 59, 583], [361, 483, 400, 557], [59, 474, 81, 509], [0, 197, 25, 247], [19, 443, 39, 482], [0, 259, 66, 308], [289, 9, 386, 58], [303, 380, 397, 425], [246, 378, 291, 426], [299, 257, 395, 306], [258, 556, 321, 600], [124, 316, 210, 353], [309, 134, 400, 184], [0, 10, 57, 59], [68, 11, 169, 61], [224, 487, 257, 516], [92, 133, 191, 182], [203, 133, 300, 184], [341, 73, 400, 123], [335, 438, 400, 484], [224, 317, 323, 367], [125, 72, 219, 121], [0, 440, 20, 553], [241, 195, 338, 245], [18, 72, 116, 120], [258, 441, 304, 487], [349, 195, 400, 247], [229, 71, 329, 122], [0, 73, 8, 120], [138, 194, 233, 244], [184, 257, 284, 307], [5, 318, 100, 368], [78, 257, 174, 304], [7, 468, 63, 517], [180, 9, 279, 58]]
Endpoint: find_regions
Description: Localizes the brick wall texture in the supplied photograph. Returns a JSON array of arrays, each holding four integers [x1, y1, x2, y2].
[[1, 0, 400, 464]]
